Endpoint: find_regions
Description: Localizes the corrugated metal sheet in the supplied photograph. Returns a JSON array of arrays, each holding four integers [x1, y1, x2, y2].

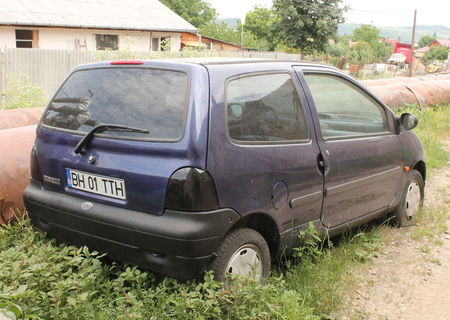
[[0, 0, 197, 32], [0, 48, 303, 98]]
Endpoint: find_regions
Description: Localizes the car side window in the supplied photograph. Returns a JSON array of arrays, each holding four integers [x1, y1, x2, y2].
[[226, 73, 309, 142], [304, 74, 390, 139]]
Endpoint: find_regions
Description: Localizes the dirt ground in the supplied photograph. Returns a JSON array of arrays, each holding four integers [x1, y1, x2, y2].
[[345, 144, 450, 320]]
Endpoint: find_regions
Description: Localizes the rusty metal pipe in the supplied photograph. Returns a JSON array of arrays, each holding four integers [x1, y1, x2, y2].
[[367, 84, 419, 108], [362, 78, 450, 108], [361, 74, 450, 87], [0, 107, 43, 130], [0, 125, 36, 224]]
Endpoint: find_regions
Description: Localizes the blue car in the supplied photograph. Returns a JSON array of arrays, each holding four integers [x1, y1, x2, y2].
[[24, 59, 425, 282]]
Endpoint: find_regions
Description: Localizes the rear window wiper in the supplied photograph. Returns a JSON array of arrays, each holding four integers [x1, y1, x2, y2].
[[74, 124, 149, 154], [52, 97, 91, 103]]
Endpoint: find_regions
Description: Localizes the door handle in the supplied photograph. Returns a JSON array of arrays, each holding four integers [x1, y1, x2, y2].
[[317, 153, 326, 174]]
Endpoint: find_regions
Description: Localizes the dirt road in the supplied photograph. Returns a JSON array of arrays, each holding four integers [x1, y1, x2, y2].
[[346, 148, 450, 319]]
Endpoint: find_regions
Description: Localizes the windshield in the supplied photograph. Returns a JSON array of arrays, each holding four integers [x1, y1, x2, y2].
[[42, 67, 189, 141]]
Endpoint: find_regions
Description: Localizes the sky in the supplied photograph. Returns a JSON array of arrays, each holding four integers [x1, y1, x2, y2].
[[206, 0, 450, 27]]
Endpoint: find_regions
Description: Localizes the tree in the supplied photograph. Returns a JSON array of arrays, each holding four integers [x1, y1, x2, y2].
[[422, 46, 449, 62], [352, 25, 380, 43], [272, 0, 346, 55], [350, 25, 392, 64], [159, 0, 216, 28], [418, 35, 436, 48], [199, 21, 266, 50], [244, 6, 278, 50]]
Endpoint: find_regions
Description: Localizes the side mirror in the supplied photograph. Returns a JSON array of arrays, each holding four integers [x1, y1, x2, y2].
[[399, 113, 418, 131]]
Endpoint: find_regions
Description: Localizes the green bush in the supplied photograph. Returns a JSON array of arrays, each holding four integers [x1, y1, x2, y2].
[[0, 219, 322, 320], [0, 215, 388, 319], [422, 46, 449, 63], [1, 74, 46, 110]]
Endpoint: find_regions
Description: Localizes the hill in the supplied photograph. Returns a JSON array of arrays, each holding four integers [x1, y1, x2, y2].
[[338, 23, 450, 42], [215, 20, 450, 43], [216, 18, 239, 28]]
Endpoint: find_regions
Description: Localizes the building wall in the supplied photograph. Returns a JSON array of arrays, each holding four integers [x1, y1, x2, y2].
[[0, 26, 181, 51], [181, 32, 199, 42], [180, 32, 241, 51], [0, 27, 16, 48], [208, 41, 240, 51]]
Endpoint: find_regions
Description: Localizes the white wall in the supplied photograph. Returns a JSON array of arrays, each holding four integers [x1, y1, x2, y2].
[[0, 27, 16, 48], [0, 26, 181, 51]]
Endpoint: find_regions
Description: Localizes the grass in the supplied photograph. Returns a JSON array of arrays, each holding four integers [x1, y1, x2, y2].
[[1, 106, 449, 320], [396, 104, 450, 168], [0, 74, 46, 110], [0, 219, 385, 320], [411, 206, 449, 241]]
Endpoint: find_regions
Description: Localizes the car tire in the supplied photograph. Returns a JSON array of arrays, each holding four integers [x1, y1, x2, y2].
[[208, 228, 271, 283], [389, 169, 424, 227]]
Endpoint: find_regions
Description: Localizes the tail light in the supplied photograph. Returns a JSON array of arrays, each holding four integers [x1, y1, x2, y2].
[[30, 144, 42, 181], [165, 167, 219, 212]]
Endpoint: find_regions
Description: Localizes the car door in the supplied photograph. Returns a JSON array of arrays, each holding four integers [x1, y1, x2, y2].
[[295, 68, 403, 228], [206, 66, 324, 249]]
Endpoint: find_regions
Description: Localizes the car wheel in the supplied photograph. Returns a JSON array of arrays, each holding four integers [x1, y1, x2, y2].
[[389, 169, 424, 227], [208, 228, 271, 283]]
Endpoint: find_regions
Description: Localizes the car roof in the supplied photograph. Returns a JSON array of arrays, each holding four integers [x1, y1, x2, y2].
[[161, 57, 326, 66], [73, 58, 334, 71]]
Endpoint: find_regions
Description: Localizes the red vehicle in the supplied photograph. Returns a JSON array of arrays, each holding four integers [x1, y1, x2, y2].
[[393, 42, 413, 64]]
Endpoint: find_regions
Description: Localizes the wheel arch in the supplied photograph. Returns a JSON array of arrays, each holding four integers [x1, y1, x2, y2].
[[413, 160, 426, 181], [229, 212, 280, 259]]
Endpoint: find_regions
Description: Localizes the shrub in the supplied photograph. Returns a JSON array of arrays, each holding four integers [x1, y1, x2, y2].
[[1, 74, 46, 109], [422, 46, 449, 63]]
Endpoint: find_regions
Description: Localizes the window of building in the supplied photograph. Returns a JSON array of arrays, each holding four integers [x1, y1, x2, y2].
[[151, 38, 160, 51], [95, 34, 118, 50], [204, 42, 213, 50], [151, 37, 171, 51], [160, 37, 170, 51], [226, 73, 309, 143], [16, 29, 38, 48]]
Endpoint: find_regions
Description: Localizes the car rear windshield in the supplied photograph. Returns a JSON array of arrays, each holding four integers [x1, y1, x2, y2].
[[42, 67, 189, 141]]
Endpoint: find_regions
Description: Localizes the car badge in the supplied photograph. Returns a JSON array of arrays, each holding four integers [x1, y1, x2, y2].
[[43, 175, 61, 185]]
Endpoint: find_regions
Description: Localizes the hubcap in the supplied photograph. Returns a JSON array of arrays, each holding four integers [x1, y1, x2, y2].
[[225, 244, 263, 282], [405, 179, 421, 220]]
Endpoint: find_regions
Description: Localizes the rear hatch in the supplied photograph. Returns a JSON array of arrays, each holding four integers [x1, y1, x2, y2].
[[35, 63, 207, 215]]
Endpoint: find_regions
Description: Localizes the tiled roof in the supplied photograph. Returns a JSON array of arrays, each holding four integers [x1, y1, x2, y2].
[[0, 0, 197, 32]]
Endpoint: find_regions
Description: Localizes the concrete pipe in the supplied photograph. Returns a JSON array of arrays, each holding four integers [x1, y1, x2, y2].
[[0, 125, 36, 224], [0, 107, 43, 130]]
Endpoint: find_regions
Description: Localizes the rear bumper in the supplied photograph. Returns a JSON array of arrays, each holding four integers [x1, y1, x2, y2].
[[23, 179, 240, 280]]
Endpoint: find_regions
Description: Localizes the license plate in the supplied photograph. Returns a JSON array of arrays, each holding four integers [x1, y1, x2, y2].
[[66, 169, 126, 200]]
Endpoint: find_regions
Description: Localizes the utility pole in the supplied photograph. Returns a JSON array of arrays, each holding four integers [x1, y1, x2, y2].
[[409, 9, 417, 77]]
